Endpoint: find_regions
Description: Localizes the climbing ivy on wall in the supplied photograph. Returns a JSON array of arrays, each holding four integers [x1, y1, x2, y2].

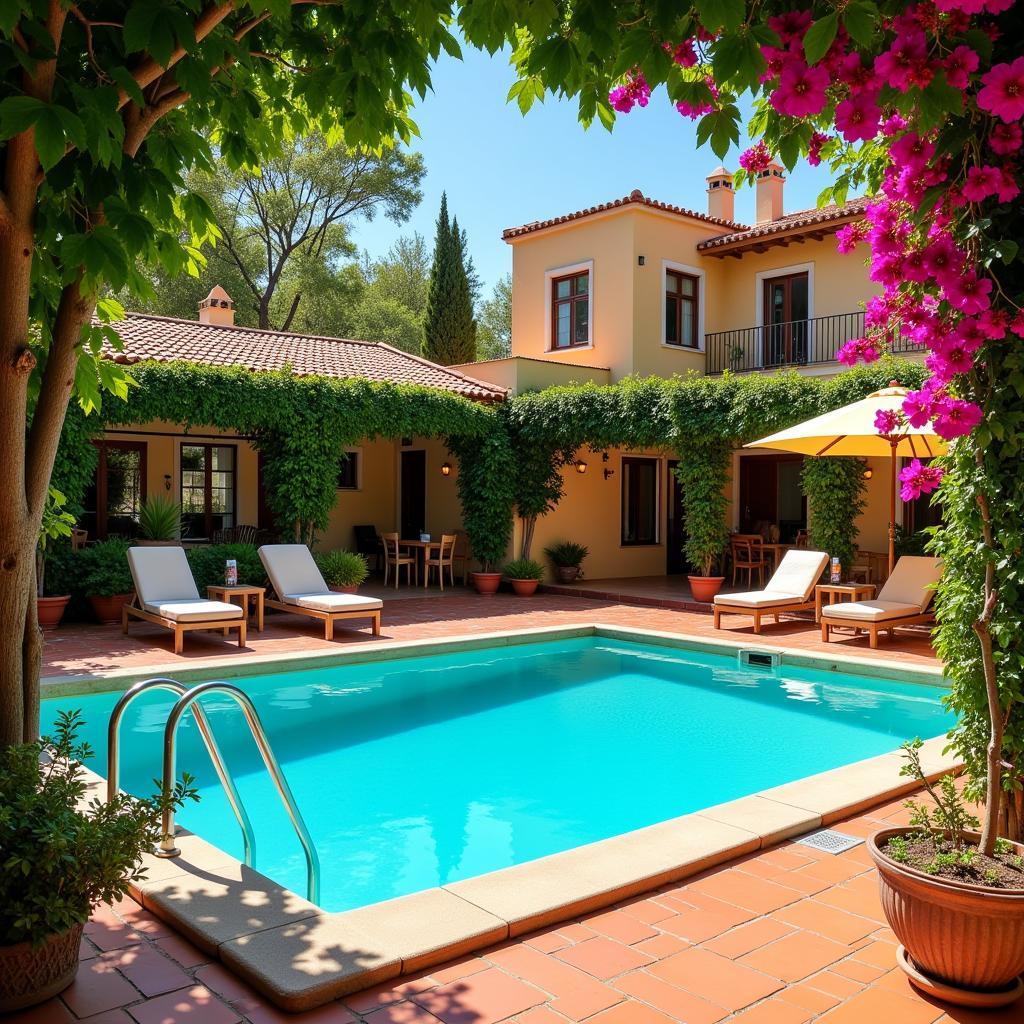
[[801, 457, 868, 575], [675, 442, 732, 577]]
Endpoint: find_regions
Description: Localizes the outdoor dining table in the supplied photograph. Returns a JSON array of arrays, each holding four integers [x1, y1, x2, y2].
[[761, 542, 794, 570], [398, 538, 444, 587]]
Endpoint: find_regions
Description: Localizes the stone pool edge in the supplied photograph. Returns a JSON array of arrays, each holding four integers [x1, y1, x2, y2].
[[63, 625, 953, 1012]]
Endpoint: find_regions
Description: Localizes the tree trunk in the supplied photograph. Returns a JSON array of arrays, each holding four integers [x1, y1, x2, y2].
[[521, 516, 536, 560]]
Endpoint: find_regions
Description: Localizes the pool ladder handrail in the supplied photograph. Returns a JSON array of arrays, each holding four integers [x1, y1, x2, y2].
[[107, 676, 321, 904]]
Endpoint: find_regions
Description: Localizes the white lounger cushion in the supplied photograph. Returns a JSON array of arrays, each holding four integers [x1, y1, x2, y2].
[[876, 555, 942, 611], [714, 549, 828, 608], [288, 593, 383, 613], [128, 546, 201, 604], [821, 600, 924, 623], [260, 544, 329, 598], [144, 599, 244, 623]]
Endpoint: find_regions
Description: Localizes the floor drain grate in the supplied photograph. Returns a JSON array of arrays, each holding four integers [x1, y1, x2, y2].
[[794, 829, 864, 855]]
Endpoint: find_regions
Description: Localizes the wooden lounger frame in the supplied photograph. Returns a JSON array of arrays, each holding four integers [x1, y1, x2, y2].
[[265, 590, 381, 640], [123, 596, 246, 655], [714, 599, 815, 634], [821, 610, 935, 649]]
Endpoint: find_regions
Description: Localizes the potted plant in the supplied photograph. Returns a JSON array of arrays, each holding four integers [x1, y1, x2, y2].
[[868, 740, 1024, 1008], [544, 541, 588, 584], [136, 496, 181, 545], [676, 446, 730, 602], [78, 539, 134, 624], [36, 488, 75, 630], [0, 711, 196, 1012], [470, 560, 503, 595], [315, 550, 369, 593], [503, 557, 545, 596]]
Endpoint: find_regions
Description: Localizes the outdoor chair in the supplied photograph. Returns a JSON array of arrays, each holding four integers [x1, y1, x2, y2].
[[354, 524, 384, 572], [123, 546, 246, 654], [71, 527, 88, 551], [258, 544, 382, 639], [820, 556, 941, 649], [382, 532, 417, 588], [731, 535, 767, 588], [450, 530, 471, 584], [424, 533, 458, 590], [794, 529, 809, 548], [714, 549, 829, 634]]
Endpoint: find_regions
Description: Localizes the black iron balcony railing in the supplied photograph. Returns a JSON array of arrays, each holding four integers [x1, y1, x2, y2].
[[704, 311, 917, 375]]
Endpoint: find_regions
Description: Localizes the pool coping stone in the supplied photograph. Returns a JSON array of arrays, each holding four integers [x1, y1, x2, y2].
[[63, 624, 954, 1011]]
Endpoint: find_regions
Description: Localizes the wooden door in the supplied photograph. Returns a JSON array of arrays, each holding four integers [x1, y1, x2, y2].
[[739, 457, 778, 534], [666, 460, 687, 574], [400, 450, 427, 539], [762, 272, 809, 365]]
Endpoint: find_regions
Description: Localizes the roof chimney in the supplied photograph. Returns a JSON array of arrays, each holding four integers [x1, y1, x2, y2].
[[705, 166, 735, 222], [198, 285, 235, 326], [755, 160, 785, 225]]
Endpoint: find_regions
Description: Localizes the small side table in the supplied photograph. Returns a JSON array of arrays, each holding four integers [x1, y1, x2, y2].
[[207, 584, 265, 631], [815, 582, 876, 623]]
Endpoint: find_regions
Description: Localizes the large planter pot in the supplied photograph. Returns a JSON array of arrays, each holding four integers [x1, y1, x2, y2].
[[471, 572, 502, 595], [135, 539, 179, 546], [329, 585, 360, 594], [554, 566, 580, 584], [89, 593, 132, 625], [508, 578, 539, 597], [688, 575, 725, 602], [869, 827, 1024, 1007], [0, 923, 83, 1013], [37, 595, 71, 630]]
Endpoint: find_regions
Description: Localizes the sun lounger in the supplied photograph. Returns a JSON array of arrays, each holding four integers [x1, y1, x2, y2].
[[821, 555, 941, 648], [259, 544, 382, 639], [124, 546, 246, 654], [713, 549, 829, 633]]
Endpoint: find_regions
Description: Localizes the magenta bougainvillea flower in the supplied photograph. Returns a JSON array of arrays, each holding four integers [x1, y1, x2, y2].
[[977, 57, 1024, 122]]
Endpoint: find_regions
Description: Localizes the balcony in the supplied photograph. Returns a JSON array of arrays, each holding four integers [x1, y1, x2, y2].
[[704, 311, 917, 375]]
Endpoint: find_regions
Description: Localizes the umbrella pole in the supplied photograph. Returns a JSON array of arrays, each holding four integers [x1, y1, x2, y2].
[[888, 439, 898, 576]]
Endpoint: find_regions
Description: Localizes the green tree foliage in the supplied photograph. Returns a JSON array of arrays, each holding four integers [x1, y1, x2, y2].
[[477, 274, 513, 360], [801, 458, 868, 575], [675, 443, 732, 578], [423, 194, 477, 365]]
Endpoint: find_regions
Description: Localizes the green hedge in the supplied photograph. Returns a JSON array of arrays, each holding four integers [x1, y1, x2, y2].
[[801, 458, 868, 575]]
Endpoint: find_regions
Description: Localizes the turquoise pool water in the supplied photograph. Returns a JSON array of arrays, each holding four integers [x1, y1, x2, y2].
[[42, 637, 953, 912]]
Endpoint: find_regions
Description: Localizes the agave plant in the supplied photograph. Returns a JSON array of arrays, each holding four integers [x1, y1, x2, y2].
[[138, 496, 182, 541]]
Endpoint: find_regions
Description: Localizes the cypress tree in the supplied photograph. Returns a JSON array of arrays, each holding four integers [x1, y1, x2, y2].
[[423, 193, 477, 364]]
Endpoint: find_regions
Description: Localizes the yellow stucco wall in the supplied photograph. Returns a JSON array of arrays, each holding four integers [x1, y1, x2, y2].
[[451, 356, 611, 394], [321, 438, 397, 551]]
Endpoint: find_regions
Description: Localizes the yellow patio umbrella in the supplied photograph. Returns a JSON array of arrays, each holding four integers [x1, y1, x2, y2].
[[744, 382, 947, 575]]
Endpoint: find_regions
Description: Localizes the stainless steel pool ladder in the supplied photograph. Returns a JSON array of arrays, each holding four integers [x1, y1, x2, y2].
[[106, 677, 321, 904]]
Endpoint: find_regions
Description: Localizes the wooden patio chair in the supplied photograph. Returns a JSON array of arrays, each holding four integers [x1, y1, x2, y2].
[[382, 532, 416, 589], [794, 529, 810, 548], [424, 534, 458, 590], [450, 530, 471, 584], [71, 528, 88, 551], [731, 535, 767, 588], [353, 524, 384, 572]]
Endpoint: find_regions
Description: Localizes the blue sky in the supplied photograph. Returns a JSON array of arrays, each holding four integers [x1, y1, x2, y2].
[[349, 47, 838, 297]]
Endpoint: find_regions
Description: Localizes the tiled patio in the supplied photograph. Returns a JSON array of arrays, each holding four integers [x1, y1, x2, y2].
[[42, 589, 937, 680], [12, 794, 1017, 1024]]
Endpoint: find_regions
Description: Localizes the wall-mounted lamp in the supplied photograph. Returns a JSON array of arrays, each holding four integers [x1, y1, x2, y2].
[[603, 468, 615, 481], [440, 462, 452, 477], [163, 473, 172, 491], [575, 460, 588, 475], [863, 468, 874, 480], [601, 452, 610, 462], [638, 255, 646, 266]]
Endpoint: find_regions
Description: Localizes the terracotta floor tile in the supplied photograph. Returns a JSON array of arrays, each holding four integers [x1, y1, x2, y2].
[[728, 998, 813, 1023], [428, 957, 489, 986], [829, 957, 887, 983], [814, 876, 887, 923], [583, 909, 659, 945], [62, 957, 142, 1018], [522, 932, 569, 954], [83, 918, 144, 953], [850, 938, 901, 971], [804, 971, 865, 1001], [817, 985, 945, 1024], [101, 945, 192, 998], [553, 924, 596, 944], [363, 1003, 445, 1024], [773, 899, 879, 944], [585, 1002, 679, 1024], [152, 934, 210, 970], [76, 1011, 137, 1024], [7, 1000, 76, 1024], [656, 897, 754, 943], [774, 983, 841, 1015], [127, 985, 241, 1024], [790, 856, 870, 886], [192, 964, 263, 1013], [553, 936, 653, 981], [514, 1009, 570, 1024], [615, 899, 678, 926], [739, 932, 850, 983], [704, 918, 794, 959], [345, 976, 439, 1014], [633, 933, 690, 960], [647, 947, 784, 1013], [613, 971, 728, 1024], [685, 872, 803, 915], [245, 1001, 357, 1024], [411, 968, 547, 1024]]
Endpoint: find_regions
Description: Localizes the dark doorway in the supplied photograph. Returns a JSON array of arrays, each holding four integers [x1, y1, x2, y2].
[[762, 271, 809, 366], [400, 450, 427, 539], [82, 440, 147, 540], [666, 460, 686, 574], [739, 454, 806, 541]]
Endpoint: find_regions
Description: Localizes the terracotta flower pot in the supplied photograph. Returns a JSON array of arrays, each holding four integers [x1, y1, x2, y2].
[[688, 575, 725, 602], [555, 566, 580, 584], [89, 593, 132, 625], [37, 595, 71, 630], [329, 585, 359, 594], [508, 578, 539, 597], [869, 827, 1024, 1007], [0, 923, 83, 1013], [471, 572, 502, 595]]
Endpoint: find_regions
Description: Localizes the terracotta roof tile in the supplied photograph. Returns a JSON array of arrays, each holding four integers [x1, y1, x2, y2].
[[502, 189, 744, 240], [697, 197, 868, 251], [102, 313, 507, 401]]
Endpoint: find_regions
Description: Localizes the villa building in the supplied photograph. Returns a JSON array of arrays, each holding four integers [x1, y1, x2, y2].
[[84, 164, 929, 582]]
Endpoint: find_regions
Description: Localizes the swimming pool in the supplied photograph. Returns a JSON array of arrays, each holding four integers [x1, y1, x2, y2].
[[43, 635, 953, 912]]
